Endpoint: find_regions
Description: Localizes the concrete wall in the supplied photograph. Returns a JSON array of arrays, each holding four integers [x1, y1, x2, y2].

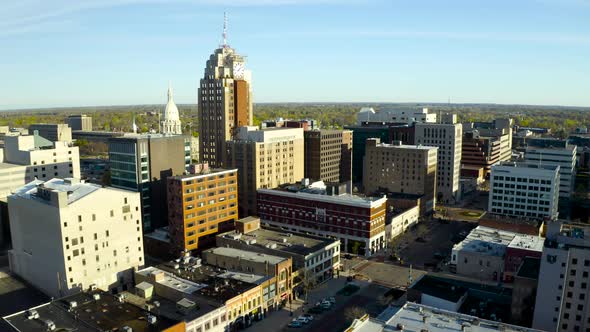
[[8, 184, 143, 298]]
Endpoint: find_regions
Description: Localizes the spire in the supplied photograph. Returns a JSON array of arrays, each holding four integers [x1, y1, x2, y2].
[[222, 12, 228, 48], [132, 114, 138, 134], [168, 81, 174, 101]]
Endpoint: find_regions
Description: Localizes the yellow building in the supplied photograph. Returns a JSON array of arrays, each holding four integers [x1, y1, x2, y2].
[[167, 163, 238, 254]]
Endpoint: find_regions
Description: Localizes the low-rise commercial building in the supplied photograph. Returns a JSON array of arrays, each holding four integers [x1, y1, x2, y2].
[[346, 302, 542, 332], [202, 247, 292, 300], [167, 163, 238, 254], [489, 162, 560, 220], [386, 205, 420, 241], [8, 178, 144, 298], [216, 217, 341, 285], [451, 226, 543, 282], [2, 290, 184, 332], [257, 180, 387, 256]]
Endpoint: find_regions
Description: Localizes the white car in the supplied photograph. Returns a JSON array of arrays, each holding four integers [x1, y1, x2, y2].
[[301, 313, 314, 321], [297, 316, 310, 324]]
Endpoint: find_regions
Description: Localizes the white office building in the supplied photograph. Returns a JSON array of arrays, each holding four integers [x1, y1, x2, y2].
[[8, 178, 144, 298], [489, 162, 560, 220], [0, 133, 80, 198], [357, 107, 437, 125], [533, 221, 590, 332], [415, 114, 462, 204], [525, 144, 577, 199]]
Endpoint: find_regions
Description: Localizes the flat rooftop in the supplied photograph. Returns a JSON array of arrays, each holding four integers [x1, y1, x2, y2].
[[410, 275, 468, 303], [204, 247, 287, 265], [12, 178, 100, 205], [168, 167, 237, 181], [495, 161, 559, 171], [377, 302, 541, 332], [374, 142, 438, 150], [121, 291, 221, 323], [0, 270, 49, 317], [508, 234, 544, 252], [219, 226, 338, 256], [261, 181, 386, 208], [3, 290, 179, 332], [136, 266, 208, 295], [156, 263, 259, 304], [453, 226, 518, 257]]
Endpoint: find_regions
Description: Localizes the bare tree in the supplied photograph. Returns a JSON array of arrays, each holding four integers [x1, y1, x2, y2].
[[416, 223, 429, 239], [302, 269, 316, 303], [344, 306, 367, 322]]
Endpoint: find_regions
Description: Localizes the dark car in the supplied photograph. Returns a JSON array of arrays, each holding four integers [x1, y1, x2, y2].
[[415, 237, 427, 243]]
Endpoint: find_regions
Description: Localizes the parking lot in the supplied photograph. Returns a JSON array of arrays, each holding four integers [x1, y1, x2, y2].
[[393, 219, 476, 270], [282, 282, 389, 332], [253, 276, 390, 332]]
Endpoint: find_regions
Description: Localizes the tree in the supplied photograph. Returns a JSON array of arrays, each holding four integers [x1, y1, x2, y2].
[[301, 269, 316, 303], [344, 306, 367, 322], [416, 223, 429, 239], [387, 235, 403, 261]]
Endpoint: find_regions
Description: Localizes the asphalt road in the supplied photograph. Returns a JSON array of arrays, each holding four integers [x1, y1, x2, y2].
[[282, 283, 389, 332]]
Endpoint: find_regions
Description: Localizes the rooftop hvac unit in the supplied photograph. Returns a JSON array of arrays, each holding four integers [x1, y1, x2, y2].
[[26, 310, 39, 320], [93, 293, 101, 301], [282, 238, 288, 243], [116, 294, 125, 303], [68, 301, 78, 309], [153, 301, 161, 308], [147, 315, 157, 325], [45, 320, 56, 331], [122, 326, 133, 332]]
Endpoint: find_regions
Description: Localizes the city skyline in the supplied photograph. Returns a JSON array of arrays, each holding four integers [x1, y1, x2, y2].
[[1, 0, 590, 110]]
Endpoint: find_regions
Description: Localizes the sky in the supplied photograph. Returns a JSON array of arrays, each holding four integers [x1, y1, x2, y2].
[[1, 0, 590, 110]]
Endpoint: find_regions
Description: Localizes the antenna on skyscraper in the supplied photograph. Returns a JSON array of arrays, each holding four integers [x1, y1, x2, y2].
[[222, 12, 228, 48]]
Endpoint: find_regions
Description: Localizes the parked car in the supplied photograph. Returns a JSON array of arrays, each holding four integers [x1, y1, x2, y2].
[[344, 253, 353, 259], [289, 319, 303, 328], [321, 300, 332, 309], [297, 316, 310, 324], [301, 313, 314, 321], [415, 237, 427, 243], [433, 252, 444, 259], [328, 296, 336, 304]]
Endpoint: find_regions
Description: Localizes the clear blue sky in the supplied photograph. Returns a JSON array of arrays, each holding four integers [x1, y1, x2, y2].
[[1, 0, 590, 110]]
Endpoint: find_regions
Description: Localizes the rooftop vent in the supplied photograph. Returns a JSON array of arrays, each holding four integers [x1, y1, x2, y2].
[[68, 301, 78, 309], [147, 315, 157, 325], [45, 320, 56, 331], [26, 310, 39, 320], [93, 293, 101, 301]]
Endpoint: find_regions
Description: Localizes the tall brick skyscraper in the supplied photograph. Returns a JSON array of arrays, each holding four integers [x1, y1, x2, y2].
[[198, 15, 252, 167]]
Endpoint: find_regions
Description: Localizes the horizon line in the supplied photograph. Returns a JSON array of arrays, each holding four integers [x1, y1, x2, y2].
[[2, 101, 590, 113]]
